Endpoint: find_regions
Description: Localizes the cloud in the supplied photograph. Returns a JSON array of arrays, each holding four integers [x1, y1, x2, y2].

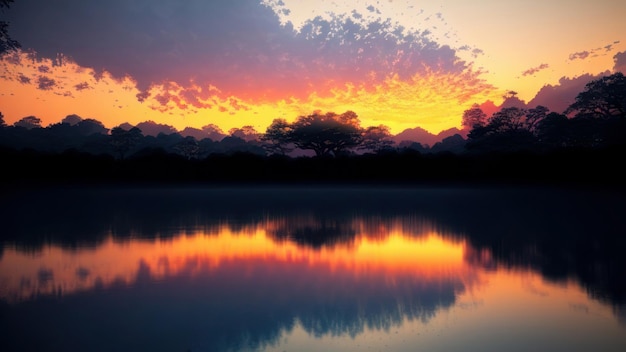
[[569, 42, 621, 61], [7, 0, 480, 108], [74, 82, 90, 91], [569, 51, 590, 61], [522, 63, 549, 77], [17, 73, 30, 84], [527, 73, 605, 113], [614, 51, 626, 73], [36, 76, 56, 90]]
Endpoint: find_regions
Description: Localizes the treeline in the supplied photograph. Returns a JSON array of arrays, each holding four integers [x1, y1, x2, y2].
[[1, 73, 625, 186]]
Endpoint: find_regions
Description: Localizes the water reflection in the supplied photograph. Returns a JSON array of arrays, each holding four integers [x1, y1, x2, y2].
[[1, 187, 625, 352]]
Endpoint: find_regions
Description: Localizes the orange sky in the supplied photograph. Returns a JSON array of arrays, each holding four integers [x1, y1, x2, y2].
[[1, 0, 624, 134]]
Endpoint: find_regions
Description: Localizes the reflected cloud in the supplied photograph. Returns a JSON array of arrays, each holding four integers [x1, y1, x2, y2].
[[1, 187, 625, 351]]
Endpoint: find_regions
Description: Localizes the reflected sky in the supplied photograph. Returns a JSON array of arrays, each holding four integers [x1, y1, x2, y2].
[[1, 187, 625, 352]]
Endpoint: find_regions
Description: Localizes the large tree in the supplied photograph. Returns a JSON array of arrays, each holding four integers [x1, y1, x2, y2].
[[565, 72, 626, 118], [461, 104, 487, 130], [288, 111, 363, 157], [261, 118, 293, 155]]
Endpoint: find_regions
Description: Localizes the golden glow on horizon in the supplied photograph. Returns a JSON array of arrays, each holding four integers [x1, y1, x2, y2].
[[0, 52, 502, 134], [2, 1, 625, 134]]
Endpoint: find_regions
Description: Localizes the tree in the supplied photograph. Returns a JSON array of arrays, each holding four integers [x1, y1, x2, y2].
[[466, 107, 539, 153], [0, 111, 5, 127], [228, 125, 259, 142], [14, 116, 42, 129], [488, 107, 527, 132], [261, 118, 293, 155], [525, 105, 549, 134], [565, 72, 626, 118], [288, 111, 363, 157], [461, 104, 487, 130], [110, 126, 143, 159], [75, 118, 108, 136], [174, 136, 200, 160], [202, 124, 226, 141], [359, 125, 394, 153], [536, 112, 569, 148], [1, 0, 20, 53]]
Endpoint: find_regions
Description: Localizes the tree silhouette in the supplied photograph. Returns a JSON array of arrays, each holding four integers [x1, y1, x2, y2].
[[466, 106, 545, 153], [0, 111, 5, 127], [525, 105, 549, 134], [288, 111, 363, 157], [228, 125, 259, 142], [261, 118, 293, 155], [174, 136, 200, 160], [110, 126, 143, 159], [14, 116, 42, 129], [565, 72, 626, 118], [461, 104, 487, 130], [359, 125, 394, 153], [0, 0, 19, 53]]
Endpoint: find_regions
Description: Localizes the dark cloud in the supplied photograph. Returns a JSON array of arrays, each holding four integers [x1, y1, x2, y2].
[[7, 0, 476, 106], [522, 63, 549, 77], [614, 51, 626, 73], [74, 82, 90, 91], [36, 75, 56, 90], [17, 72, 30, 84]]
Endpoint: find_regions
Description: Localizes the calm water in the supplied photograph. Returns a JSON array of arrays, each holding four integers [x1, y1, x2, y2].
[[1, 186, 625, 352]]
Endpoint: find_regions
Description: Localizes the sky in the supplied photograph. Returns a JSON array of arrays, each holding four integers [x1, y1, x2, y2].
[[1, 0, 625, 134]]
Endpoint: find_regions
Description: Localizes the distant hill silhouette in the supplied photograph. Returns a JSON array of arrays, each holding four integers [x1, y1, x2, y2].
[[392, 127, 462, 147]]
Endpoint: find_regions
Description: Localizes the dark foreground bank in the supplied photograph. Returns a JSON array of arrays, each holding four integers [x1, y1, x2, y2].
[[2, 145, 625, 190]]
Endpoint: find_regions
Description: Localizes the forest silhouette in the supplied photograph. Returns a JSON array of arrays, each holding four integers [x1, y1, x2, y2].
[[1, 72, 625, 187]]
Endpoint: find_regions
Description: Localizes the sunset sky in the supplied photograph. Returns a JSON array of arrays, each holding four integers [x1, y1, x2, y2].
[[1, 0, 625, 134]]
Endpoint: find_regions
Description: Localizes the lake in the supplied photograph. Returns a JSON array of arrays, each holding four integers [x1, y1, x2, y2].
[[1, 186, 625, 352]]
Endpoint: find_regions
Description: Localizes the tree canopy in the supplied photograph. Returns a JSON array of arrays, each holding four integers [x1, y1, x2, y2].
[[565, 72, 626, 118]]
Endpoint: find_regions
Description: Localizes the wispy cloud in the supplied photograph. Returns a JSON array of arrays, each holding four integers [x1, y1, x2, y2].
[[569, 51, 590, 61], [569, 41, 621, 61], [522, 63, 549, 77]]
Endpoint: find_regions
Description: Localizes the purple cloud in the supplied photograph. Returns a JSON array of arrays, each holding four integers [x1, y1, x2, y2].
[[17, 73, 30, 84], [74, 82, 90, 91], [528, 73, 605, 113], [569, 51, 590, 61], [614, 51, 626, 73], [6, 0, 480, 107], [522, 63, 549, 77], [36, 76, 56, 90]]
